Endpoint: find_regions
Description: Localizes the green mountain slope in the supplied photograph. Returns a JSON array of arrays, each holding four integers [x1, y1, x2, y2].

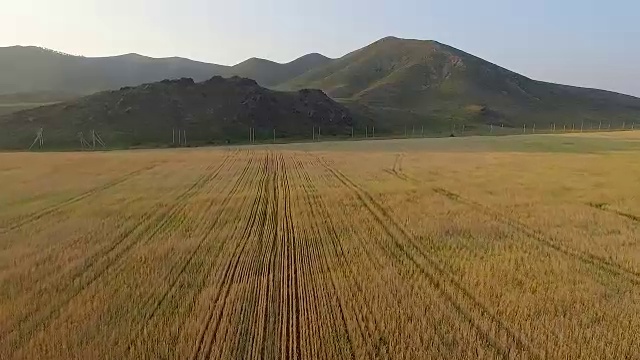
[[0, 76, 355, 149], [283, 37, 640, 129]]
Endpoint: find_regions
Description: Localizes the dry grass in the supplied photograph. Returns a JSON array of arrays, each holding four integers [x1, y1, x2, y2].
[[1, 132, 639, 359]]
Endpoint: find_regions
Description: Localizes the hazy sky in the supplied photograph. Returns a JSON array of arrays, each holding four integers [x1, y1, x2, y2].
[[2, 0, 639, 96]]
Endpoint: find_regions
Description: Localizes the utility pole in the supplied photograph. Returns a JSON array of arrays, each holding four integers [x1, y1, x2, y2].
[[365, 126, 368, 138], [313, 126, 315, 141], [91, 130, 106, 149], [183, 130, 187, 146], [273, 128, 276, 143], [523, 124, 526, 134], [29, 128, 44, 150], [351, 126, 354, 138], [372, 126, 375, 138], [172, 129, 175, 145], [78, 132, 90, 150]]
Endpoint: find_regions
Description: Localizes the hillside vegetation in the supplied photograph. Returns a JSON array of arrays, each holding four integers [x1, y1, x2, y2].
[[2, 38, 640, 141], [0, 77, 354, 149], [283, 37, 640, 129]]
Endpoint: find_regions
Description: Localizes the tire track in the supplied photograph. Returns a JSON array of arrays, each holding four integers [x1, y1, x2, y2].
[[587, 202, 640, 223], [292, 154, 374, 358], [126, 152, 258, 356], [279, 154, 301, 359], [320, 157, 539, 359], [0, 164, 158, 235], [257, 152, 283, 360], [308, 153, 463, 357], [190, 152, 273, 360], [1, 153, 235, 354], [134, 153, 250, 324], [233, 154, 275, 359], [434, 187, 640, 285]]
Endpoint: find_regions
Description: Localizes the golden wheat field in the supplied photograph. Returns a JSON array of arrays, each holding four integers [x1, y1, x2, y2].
[[1, 132, 640, 359]]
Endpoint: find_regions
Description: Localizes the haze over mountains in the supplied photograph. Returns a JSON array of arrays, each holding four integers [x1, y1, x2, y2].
[[1, 36, 640, 149], [0, 46, 332, 95]]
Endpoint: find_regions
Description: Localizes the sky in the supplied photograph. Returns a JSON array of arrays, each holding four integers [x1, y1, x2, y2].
[[2, 0, 639, 96]]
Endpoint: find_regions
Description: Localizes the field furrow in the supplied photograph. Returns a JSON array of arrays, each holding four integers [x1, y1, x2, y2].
[[3, 152, 235, 357], [0, 164, 158, 234], [2, 133, 640, 358], [319, 156, 538, 358], [432, 187, 640, 285]]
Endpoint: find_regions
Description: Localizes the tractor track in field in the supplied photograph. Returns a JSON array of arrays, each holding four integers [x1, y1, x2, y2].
[[126, 152, 259, 355], [301, 154, 393, 355], [190, 152, 273, 360], [10, 154, 233, 271], [292, 155, 371, 358], [0, 164, 158, 235], [233, 155, 275, 359], [434, 187, 640, 285], [320, 157, 539, 359], [279, 154, 302, 359], [587, 202, 640, 224], [1, 153, 236, 354], [135, 154, 254, 324], [211, 152, 273, 360]]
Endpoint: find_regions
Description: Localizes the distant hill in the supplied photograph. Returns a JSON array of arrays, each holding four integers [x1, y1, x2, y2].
[[0, 46, 330, 96], [282, 37, 640, 130], [0, 76, 355, 149], [227, 53, 332, 87], [2, 38, 640, 139], [0, 46, 228, 95]]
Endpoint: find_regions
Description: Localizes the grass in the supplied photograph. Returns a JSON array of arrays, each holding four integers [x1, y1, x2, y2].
[[0, 131, 639, 358]]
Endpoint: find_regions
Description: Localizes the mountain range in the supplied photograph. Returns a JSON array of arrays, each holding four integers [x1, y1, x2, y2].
[[1, 36, 640, 149], [0, 46, 331, 95]]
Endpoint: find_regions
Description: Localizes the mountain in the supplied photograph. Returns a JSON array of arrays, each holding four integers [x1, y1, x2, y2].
[[3, 38, 640, 140], [0, 46, 228, 95], [0, 46, 331, 97], [0, 76, 354, 149], [227, 53, 332, 87], [282, 36, 640, 130]]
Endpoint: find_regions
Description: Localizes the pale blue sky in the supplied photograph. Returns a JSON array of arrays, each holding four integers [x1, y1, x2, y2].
[[2, 0, 639, 96]]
